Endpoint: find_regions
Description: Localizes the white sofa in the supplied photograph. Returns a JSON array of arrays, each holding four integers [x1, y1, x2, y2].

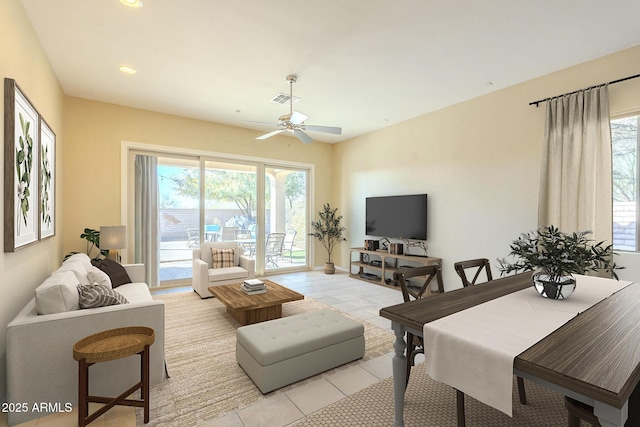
[[6, 253, 165, 426], [192, 241, 256, 298]]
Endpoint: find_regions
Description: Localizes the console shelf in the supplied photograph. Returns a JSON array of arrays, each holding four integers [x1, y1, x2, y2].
[[349, 247, 441, 287]]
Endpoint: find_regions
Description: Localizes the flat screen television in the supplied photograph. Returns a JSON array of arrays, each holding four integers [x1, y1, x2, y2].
[[365, 194, 427, 240]]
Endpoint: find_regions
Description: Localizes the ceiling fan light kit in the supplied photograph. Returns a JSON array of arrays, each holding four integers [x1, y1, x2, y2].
[[251, 75, 342, 144]]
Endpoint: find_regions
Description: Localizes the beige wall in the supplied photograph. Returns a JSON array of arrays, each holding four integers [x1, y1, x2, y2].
[[0, 0, 65, 399], [62, 97, 334, 261], [334, 45, 640, 289]]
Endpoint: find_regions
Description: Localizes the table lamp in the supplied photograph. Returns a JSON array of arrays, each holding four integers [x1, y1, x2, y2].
[[100, 225, 127, 262]]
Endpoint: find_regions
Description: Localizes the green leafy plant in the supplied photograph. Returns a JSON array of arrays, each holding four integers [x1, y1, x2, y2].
[[15, 113, 33, 231], [64, 228, 109, 261], [309, 203, 346, 264], [498, 225, 622, 281]]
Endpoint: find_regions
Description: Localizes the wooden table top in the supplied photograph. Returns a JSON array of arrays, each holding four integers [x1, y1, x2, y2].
[[208, 280, 304, 311], [379, 272, 640, 410]]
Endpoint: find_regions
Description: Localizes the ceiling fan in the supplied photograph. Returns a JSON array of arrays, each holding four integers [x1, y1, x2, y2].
[[247, 75, 342, 144]]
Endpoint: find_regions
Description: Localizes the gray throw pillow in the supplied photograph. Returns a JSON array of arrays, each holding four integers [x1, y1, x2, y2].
[[77, 283, 128, 309]]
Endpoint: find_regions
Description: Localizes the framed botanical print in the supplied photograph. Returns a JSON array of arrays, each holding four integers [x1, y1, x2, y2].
[[4, 78, 39, 251], [39, 117, 55, 239]]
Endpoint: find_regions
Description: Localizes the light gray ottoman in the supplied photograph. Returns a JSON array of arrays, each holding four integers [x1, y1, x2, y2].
[[236, 309, 365, 393]]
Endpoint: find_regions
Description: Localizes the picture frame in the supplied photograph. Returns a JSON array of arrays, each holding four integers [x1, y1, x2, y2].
[[4, 78, 40, 251], [39, 117, 55, 240]]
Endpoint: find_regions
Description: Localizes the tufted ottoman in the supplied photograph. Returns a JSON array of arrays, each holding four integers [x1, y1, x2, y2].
[[236, 309, 365, 393]]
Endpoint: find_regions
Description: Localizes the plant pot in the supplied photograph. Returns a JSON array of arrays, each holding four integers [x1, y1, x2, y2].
[[532, 271, 576, 299], [324, 262, 335, 274]]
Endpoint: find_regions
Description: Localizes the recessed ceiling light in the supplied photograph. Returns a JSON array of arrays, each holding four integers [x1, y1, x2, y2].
[[119, 65, 137, 75], [120, 0, 143, 8]]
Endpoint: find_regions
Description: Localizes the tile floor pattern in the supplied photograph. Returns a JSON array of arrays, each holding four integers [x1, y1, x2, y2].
[[0, 270, 410, 427]]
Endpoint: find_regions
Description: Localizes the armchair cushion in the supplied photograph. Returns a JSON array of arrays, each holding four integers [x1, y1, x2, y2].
[[35, 270, 80, 315], [211, 247, 235, 268]]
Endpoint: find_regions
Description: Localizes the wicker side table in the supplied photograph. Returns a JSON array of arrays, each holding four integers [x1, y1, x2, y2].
[[73, 326, 155, 427]]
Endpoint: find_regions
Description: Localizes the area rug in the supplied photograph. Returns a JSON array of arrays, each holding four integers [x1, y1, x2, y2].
[[292, 363, 569, 427], [138, 290, 394, 426]]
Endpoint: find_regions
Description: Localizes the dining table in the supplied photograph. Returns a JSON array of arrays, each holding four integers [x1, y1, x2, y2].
[[379, 272, 640, 427]]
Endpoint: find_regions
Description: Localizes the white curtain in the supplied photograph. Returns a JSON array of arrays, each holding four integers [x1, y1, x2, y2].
[[135, 155, 160, 287], [538, 86, 612, 243]]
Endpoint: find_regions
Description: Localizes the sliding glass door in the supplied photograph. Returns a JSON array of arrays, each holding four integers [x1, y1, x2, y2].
[[133, 149, 310, 287], [263, 166, 308, 272]]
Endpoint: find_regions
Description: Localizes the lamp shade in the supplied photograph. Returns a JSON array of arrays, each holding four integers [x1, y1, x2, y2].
[[100, 226, 127, 250]]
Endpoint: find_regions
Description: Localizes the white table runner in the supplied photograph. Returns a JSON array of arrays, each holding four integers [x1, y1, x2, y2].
[[423, 275, 631, 416]]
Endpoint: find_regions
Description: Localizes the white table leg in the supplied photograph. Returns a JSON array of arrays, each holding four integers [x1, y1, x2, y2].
[[391, 321, 407, 427], [595, 400, 628, 427]]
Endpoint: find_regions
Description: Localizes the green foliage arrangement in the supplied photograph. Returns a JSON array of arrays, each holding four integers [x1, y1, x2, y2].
[[16, 113, 33, 231], [64, 228, 109, 261], [498, 225, 621, 281], [309, 203, 346, 264]]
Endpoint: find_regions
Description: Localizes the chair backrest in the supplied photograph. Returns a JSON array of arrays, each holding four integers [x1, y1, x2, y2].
[[393, 265, 444, 303], [265, 233, 285, 253], [454, 258, 493, 287], [283, 230, 297, 248], [221, 226, 238, 241], [235, 229, 252, 240]]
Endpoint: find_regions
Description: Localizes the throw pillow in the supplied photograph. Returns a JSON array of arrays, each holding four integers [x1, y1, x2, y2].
[[87, 265, 112, 289], [91, 258, 132, 288], [211, 248, 235, 268], [77, 283, 128, 309]]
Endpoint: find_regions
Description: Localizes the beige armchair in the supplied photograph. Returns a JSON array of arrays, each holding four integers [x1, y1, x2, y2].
[[193, 241, 255, 298]]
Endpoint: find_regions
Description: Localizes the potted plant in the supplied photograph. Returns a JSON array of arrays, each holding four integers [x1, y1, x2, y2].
[[498, 225, 621, 299], [309, 203, 346, 274], [64, 228, 108, 261]]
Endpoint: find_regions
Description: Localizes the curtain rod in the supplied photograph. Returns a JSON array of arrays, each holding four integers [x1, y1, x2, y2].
[[529, 73, 640, 107]]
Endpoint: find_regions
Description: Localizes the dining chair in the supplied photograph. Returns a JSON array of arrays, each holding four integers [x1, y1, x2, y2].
[[392, 265, 444, 387], [281, 230, 297, 262], [564, 397, 601, 427], [265, 233, 285, 267], [453, 258, 493, 287], [453, 258, 528, 418], [235, 229, 254, 256]]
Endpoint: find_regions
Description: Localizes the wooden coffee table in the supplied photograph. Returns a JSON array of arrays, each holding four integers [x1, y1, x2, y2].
[[208, 280, 304, 325]]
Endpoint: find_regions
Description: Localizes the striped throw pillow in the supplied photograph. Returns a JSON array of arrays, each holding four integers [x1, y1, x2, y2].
[[77, 283, 128, 309], [211, 248, 235, 268]]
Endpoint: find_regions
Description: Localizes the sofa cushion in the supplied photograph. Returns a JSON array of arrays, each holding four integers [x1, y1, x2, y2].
[[35, 270, 80, 314], [63, 253, 93, 271], [211, 248, 235, 268], [115, 282, 153, 303], [91, 258, 132, 288], [57, 260, 90, 286], [208, 266, 249, 282], [77, 283, 128, 308], [88, 265, 112, 288]]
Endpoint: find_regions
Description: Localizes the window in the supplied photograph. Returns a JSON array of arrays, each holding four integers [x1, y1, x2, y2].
[[612, 115, 639, 250]]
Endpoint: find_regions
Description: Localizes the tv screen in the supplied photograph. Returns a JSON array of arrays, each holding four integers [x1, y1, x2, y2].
[[365, 194, 427, 240]]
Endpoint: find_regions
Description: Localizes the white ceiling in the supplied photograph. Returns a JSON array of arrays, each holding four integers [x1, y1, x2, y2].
[[19, 0, 640, 143]]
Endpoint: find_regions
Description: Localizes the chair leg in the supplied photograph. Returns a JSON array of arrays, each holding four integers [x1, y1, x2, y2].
[[517, 376, 527, 405], [456, 389, 466, 427], [567, 412, 580, 427]]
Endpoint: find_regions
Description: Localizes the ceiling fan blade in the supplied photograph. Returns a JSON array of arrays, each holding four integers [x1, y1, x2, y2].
[[290, 111, 308, 125], [303, 124, 342, 135], [293, 130, 313, 144], [243, 120, 278, 126], [256, 129, 285, 140]]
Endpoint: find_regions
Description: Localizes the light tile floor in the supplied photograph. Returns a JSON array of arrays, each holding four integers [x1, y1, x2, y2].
[[200, 270, 411, 427], [0, 270, 410, 427]]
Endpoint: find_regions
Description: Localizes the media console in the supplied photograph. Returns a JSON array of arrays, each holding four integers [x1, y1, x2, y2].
[[349, 247, 441, 287]]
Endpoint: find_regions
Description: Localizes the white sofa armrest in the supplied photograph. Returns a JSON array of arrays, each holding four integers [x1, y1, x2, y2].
[[192, 258, 210, 297], [124, 263, 145, 283], [239, 256, 256, 279], [6, 297, 165, 426]]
